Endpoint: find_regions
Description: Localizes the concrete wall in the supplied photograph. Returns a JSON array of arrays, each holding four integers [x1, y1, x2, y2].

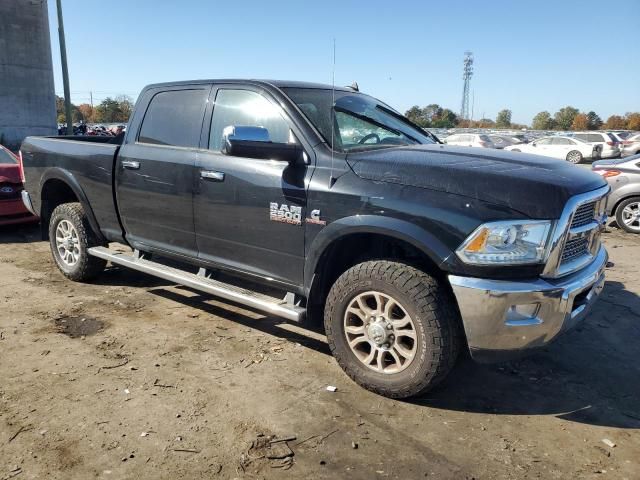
[[0, 0, 56, 150]]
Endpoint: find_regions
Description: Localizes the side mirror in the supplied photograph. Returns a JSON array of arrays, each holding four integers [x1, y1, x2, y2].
[[532, 142, 537, 147], [222, 126, 301, 163]]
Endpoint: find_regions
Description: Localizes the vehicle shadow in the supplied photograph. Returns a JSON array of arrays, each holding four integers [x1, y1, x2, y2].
[[0, 221, 41, 244], [417, 280, 640, 429], [91, 266, 640, 429]]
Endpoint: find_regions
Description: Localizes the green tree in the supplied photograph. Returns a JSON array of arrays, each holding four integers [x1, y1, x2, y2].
[[422, 104, 443, 126], [553, 106, 579, 131], [115, 95, 134, 121], [586, 111, 603, 130], [532, 111, 554, 130], [431, 108, 458, 128], [495, 109, 512, 128], [405, 106, 426, 127]]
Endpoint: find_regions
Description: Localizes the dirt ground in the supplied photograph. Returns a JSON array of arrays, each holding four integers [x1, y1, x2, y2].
[[0, 223, 638, 480]]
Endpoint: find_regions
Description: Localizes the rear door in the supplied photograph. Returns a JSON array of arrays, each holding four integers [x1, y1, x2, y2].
[[550, 137, 573, 158], [193, 86, 309, 286], [116, 85, 211, 257]]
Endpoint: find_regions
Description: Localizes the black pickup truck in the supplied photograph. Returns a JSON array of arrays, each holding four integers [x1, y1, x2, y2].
[[20, 80, 609, 398]]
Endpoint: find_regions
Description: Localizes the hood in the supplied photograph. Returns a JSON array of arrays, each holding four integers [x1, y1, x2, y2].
[[347, 144, 607, 218], [0, 164, 21, 184]]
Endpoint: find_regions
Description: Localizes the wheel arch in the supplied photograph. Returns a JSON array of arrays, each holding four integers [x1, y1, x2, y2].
[[39, 168, 104, 242], [304, 216, 453, 324]]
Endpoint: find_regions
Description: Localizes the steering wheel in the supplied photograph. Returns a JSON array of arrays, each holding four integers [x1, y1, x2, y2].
[[358, 133, 381, 144]]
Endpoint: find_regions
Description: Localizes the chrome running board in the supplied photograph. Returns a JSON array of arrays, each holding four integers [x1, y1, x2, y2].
[[87, 247, 305, 322]]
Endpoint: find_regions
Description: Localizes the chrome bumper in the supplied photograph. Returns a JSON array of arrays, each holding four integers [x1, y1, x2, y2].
[[21, 190, 37, 216], [449, 246, 607, 363]]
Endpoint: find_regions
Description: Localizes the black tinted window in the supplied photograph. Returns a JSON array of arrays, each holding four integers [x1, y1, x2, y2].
[[138, 89, 208, 148], [0, 148, 17, 164], [209, 89, 290, 151]]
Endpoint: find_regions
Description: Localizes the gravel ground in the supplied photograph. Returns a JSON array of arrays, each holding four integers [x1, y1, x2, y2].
[[0, 223, 638, 479]]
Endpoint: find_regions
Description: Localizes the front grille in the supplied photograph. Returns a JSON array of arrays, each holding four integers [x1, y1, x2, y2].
[[571, 201, 596, 228], [561, 237, 590, 263]]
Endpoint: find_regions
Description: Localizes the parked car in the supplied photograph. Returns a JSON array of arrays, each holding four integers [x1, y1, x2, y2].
[[0, 145, 38, 226], [488, 135, 524, 149], [620, 133, 640, 157], [571, 132, 621, 159], [592, 155, 640, 233], [20, 79, 609, 399], [504, 135, 598, 163], [444, 133, 495, 148]]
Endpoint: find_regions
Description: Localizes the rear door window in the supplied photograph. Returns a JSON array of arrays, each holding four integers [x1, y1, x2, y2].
[[587, 133, 604, 143], [138, 89, 209, 148]]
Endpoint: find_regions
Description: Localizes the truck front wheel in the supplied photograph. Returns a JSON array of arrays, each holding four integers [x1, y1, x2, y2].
[[49, 202, 107, 281], [324, 260, 461, 398]]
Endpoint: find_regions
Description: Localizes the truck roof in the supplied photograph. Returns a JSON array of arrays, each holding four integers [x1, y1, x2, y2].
[[142, 79, 354, 93]]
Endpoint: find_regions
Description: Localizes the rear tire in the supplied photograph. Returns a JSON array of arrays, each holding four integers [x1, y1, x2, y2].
[[324, 260, 461, 399], [566, 150, 583, 164], [615, 197, 640, 234], [49, 202, 107, 281]]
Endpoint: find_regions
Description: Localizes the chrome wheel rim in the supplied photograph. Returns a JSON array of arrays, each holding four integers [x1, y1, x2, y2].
[[343, 291, 417, 374], [621, 202, 640, 231], [55, 220, 80, 266], [567, 151, 581, 163]]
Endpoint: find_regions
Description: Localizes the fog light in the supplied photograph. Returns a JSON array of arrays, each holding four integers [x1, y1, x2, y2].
[[505, 303, 541, 326]]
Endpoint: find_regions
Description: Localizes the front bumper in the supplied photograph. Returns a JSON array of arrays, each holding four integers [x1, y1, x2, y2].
[[449, 246, 607, 363]]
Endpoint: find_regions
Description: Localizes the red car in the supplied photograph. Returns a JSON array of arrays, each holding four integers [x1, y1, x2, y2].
[[0, 145, 38, 226]]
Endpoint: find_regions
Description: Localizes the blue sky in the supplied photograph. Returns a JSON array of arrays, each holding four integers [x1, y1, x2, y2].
[[48, 0, 639, 125]]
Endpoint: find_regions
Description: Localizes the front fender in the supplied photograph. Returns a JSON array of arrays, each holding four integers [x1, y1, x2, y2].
[[39, 167, 106, 243], [304, 215, 453, 291]]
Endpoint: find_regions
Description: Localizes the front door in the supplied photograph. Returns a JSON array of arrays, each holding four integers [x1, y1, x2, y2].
[[116, 86, 210, 257], [193, 87, 308, 286]]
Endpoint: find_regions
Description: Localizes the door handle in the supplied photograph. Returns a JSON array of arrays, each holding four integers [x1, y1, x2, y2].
[[122, 160, 140, 170], [201, 170, 225, 182]]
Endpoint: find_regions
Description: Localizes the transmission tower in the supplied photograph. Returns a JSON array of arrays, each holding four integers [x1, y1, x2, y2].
[[460, 51, 474, 121]]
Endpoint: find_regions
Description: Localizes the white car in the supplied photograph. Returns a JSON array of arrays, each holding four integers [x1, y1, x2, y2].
[[444, 133, 495, 148], [572, 132, 621, 159], [504, 136, 597, 164], [621, 133, 640, 157]]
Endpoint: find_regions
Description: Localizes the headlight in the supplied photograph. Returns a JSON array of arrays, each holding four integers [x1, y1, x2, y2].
[[456, 220, 552, 265]]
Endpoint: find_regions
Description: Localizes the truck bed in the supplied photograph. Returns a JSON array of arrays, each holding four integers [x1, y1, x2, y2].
[[21, 135, 124, 241]]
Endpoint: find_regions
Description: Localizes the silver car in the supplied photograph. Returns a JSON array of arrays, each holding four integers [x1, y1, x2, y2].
[[592, 155, 640, 233], [621, 133, 640, 157]]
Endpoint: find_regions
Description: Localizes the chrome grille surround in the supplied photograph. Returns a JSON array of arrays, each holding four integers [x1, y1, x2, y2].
[[542, 185, 609, 279]]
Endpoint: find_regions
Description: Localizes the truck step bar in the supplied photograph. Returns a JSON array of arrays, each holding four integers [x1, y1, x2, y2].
[[87, 247, 305, 322]]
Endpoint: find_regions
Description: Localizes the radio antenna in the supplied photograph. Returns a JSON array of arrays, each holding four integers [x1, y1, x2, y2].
[[329, 38, 337, 188]]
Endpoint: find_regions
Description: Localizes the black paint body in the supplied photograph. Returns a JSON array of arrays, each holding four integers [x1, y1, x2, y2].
[[21, 80, 607, 297]]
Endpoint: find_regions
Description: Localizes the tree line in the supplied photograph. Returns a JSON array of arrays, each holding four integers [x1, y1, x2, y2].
[[56, 95, 134, 124], [405, 104, 640, 131]]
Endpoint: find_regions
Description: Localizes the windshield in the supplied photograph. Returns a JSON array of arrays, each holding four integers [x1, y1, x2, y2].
[[283, 87, 436, 152]]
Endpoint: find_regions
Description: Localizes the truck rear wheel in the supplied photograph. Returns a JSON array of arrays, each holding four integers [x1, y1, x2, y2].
[[49, 202, 106, 281], [324, 260, 461, 398]]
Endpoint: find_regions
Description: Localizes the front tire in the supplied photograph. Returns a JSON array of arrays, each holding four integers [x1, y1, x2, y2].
[[615, 197, 640, 234], [49, 202, 107, 281], [566, 150, 583, 164], [324, 261, 461, 398]]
